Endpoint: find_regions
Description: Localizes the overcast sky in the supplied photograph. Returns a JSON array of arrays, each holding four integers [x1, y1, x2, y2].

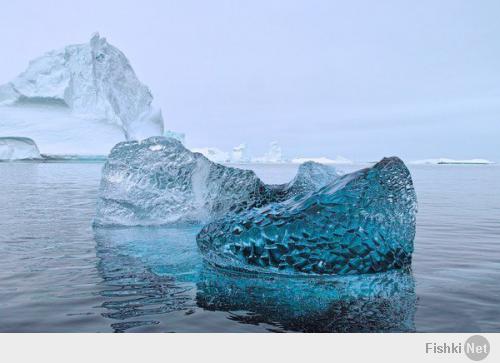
[[1, 0, 499, 161]]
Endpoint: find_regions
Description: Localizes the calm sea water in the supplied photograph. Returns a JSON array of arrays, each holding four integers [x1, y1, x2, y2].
[[0, 162, 499, 332]]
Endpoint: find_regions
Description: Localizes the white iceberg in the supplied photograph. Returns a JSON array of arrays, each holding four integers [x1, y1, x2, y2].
[[231, 143, 250, 163], [410, 158, 494, 165], [251, 141, 286, 163], [191, 147, 230, 163], [0, 137, 41, 160], [0, 33, 164, 155], [291, 156, 353, 165]]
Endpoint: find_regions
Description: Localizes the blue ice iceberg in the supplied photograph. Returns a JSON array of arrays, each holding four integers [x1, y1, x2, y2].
[[94, 136, 338, 226], [197, 157, 417, 275]]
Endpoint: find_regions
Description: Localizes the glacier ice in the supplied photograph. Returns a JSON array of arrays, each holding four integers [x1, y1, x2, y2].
[[197, 157, 417, 275], [0, 137, 41, 160], [0, 33, 163, 155], [94, 137, 338, 226]]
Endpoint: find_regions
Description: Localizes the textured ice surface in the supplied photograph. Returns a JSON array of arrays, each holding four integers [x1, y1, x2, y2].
[[95, 137, 338, 226], [93, 224, 415, 332], [0, 137, 41, 160], [197, 157, 417, 275], [0, 33, 163, 154]]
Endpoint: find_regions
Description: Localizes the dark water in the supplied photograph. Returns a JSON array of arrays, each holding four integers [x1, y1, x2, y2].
[[0, 162, 499, 332]]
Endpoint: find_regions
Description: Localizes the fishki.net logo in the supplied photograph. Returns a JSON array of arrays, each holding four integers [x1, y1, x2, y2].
[[426, 335, 490, 361]]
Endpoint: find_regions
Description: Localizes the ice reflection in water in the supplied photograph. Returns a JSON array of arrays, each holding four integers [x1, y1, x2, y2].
[[94, 226, 415, 332]]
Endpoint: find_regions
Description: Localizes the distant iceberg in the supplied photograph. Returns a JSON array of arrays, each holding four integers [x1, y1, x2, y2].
[[0, 33, 164, 155], [292, 156, 353, 165], [94, 137, 338, 226], [230, 143, 250, 163], [191, 147, 230, 163], [251, 141, 286, 163], [0, 137, 41, 160], [411, 158, 494, 165]]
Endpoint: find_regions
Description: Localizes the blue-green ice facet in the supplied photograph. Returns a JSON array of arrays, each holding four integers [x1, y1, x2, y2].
[[197, 157, 417, 275]]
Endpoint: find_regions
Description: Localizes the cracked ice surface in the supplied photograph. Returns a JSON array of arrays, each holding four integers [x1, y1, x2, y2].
[[197, 157, 417, 275], [94, 137, 338, 226]]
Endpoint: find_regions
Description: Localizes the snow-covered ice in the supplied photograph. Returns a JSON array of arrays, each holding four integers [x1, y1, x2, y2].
[[0, 33, 164, 155], [94, 137, 338, 226], [0, 137, 41, 160]]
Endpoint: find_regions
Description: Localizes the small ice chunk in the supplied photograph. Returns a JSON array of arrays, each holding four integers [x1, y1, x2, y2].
[[0, 137, 41, 160]]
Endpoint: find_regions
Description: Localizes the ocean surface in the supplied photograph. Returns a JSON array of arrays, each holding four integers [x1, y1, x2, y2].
[[0, 161, 499, 332]]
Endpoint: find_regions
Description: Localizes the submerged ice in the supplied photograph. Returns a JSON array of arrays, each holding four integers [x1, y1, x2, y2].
[[94, 137, 338, 226], [197, 157, 417, 275]]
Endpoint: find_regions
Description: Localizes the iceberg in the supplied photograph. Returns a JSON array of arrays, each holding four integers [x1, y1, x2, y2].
[[230, 143, 250, 163], [94, 137, 338, 226], [197, 157, 417, 275], [410, 158, 494, 165], [0, 33, 163, 155], [0, 137, 41, 160], [292, 156, 353, 165], [251, 141, 286, 163], [283, 161, 339, 196], [190, 147, 230, 163]]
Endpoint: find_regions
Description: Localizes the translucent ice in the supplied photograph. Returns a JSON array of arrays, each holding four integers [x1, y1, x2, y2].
[[197, 157, 417, 275], [0, 137, 41, 160], [198, 266, 416, 332], [93, 224, 415, 332], [94, 137, 338, 226]]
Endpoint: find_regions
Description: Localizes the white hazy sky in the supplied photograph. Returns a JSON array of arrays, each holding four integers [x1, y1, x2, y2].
[[1, 0, 499, 161]]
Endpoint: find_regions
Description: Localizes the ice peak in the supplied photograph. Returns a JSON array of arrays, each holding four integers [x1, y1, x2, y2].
[[0, 34, 165, 154]]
